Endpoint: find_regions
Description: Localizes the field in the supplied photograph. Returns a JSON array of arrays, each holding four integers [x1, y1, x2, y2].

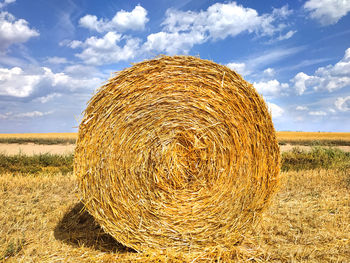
[[1, 131, 350, 146], [1, 133, 350, 262], [277, 131, 350, 146]]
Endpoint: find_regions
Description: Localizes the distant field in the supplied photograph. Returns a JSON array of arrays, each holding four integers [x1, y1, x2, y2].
[[277, 131, 350, 146], [0, 132, 350, 146], [277, 131, 350, 140], [0, 133, 77, 139]]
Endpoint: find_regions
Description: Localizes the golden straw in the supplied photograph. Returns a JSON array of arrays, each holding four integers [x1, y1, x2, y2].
[[74, 55, 280, 253]]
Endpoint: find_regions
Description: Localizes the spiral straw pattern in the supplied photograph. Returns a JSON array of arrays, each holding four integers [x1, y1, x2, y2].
[[74, 55, 280, 253]]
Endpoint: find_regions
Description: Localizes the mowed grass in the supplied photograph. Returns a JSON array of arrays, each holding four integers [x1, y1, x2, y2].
[[1, 168, 349, 262], [1, 132, 350, 145], [0, 148, 350, 262]]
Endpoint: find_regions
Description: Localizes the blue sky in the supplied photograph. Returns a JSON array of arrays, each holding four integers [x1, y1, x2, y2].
[[0, 0, 349, 133]]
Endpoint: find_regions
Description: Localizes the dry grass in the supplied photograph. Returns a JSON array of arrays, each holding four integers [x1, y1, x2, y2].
[[1, 168, 349, 262]]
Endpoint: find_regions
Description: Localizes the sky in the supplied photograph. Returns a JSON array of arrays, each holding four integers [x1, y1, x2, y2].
[[0, 0, 349, 133]]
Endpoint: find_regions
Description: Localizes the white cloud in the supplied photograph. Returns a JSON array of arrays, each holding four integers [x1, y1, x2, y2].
[[15, 111, 53, 118], [335, 96, 350, 111], [68, 40, 82, 49], [277, 30, 297, 40], [79, 5, 148, 33], [0, 11, 39, 51], [68, 32, 140, 65], [226, 62, 251, 76], [0, 66, 102, 98], [263, 67, 275, 77], [0, 67, 40, 97], [143, 2, 294, 55], [143, 31, 205, 55], [291, 72, 312, 95], [309, 111, 327, 116], [0, 0, 15, 8], [292, 47, 350, 94], [267, 102, 284, 118], [0, 110, 53, 120], [163, 3, 292, 39], [34, 93, 62, 103], [296, 106, 308, 111], [304, 0, 350, 25], [46, 56, 68, 64], [253, 79, 289, 97]]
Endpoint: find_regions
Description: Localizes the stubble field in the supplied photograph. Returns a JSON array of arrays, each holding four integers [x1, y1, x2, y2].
[[0, 132, 349, 262]]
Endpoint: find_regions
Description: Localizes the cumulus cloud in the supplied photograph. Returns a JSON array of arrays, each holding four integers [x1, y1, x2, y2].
[[143, 31, 205, 55], [68, 32, 139, 65], [292, 48, 350, 94], [253, 79, 289, 97], [143, 2, 294, 54], [304, 0, 350, 25], [0, 67, 40, 97], [0, 11, 39, 52], [79, 5, 148, 32], [0, 66, 102, 98], [0, 110, 53, 120], [71, 2, 295, 62], [267, 102, 284, 118], [291, 72, 313, 95], [335, 96, 350, 111], [163, 3, 291, 39], [263, 67, 275, 77], [226, 62, 251, 76]]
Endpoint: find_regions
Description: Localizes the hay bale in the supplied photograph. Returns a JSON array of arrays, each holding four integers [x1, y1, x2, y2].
[[74, 55, 280, 253]]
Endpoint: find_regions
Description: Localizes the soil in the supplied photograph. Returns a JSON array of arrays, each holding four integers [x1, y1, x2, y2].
[[0, 143, 349, 155], [279, 144, 350, 152], [0, 143, 75, 155]]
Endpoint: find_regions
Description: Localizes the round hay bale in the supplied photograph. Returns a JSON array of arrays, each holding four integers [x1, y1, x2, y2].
[[74, 55, 280, 253]]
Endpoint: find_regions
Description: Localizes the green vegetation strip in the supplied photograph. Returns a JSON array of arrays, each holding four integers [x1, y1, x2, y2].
[[279, 139, 350, 146], [1, 137, 350, 146], [0, 153, 73, 174], [281, 147, 350, 171], [0, 147, 349, 175], [0, 137, 76, 145]]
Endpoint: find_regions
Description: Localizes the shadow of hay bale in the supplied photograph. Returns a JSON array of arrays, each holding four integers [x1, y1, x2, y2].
[[54, 202, 135, 253]]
